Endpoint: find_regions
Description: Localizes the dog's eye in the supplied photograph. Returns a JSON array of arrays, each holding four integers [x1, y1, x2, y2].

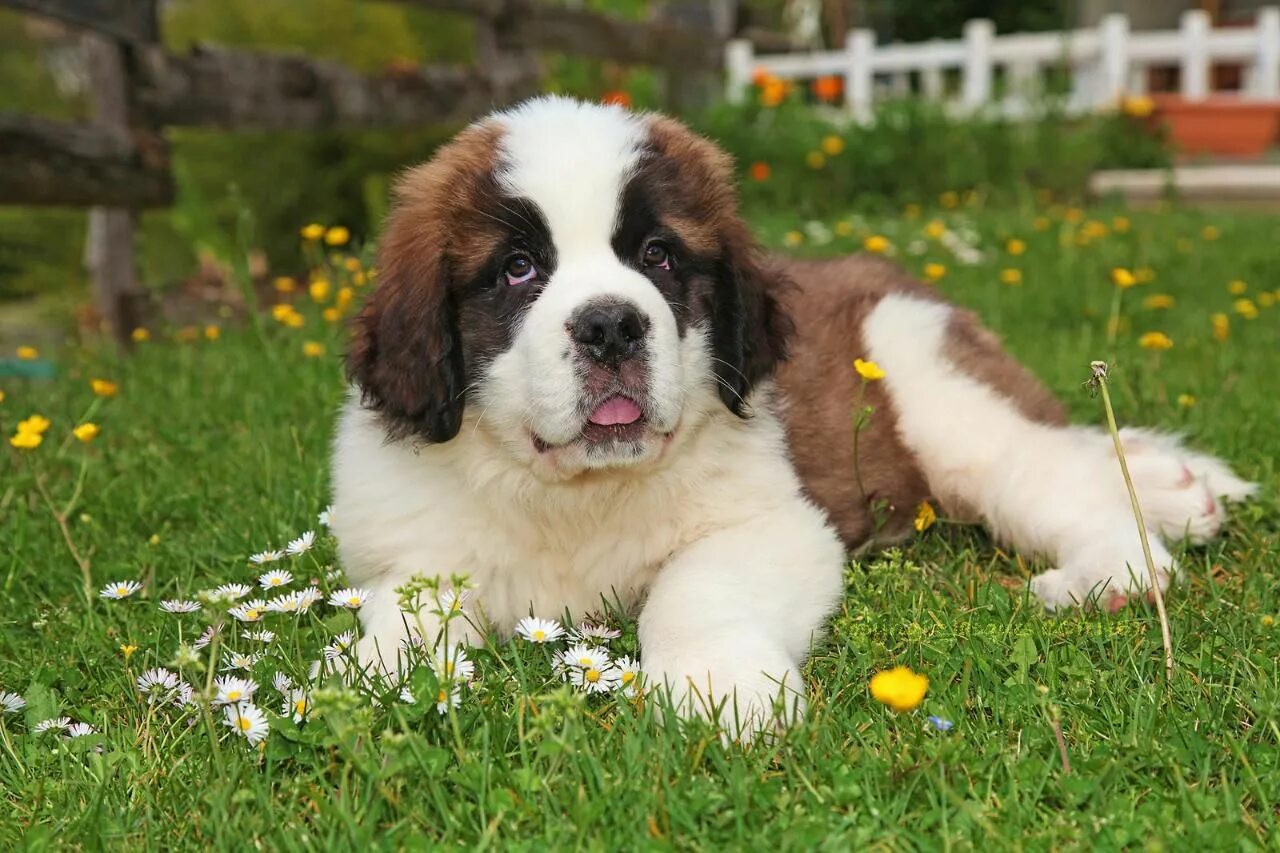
[[642, 241, 672, 270], [504, 255, 537, 286]]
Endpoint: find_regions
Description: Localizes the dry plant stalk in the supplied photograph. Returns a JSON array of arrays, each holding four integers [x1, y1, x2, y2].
[[1087, 361, 1174, 678]]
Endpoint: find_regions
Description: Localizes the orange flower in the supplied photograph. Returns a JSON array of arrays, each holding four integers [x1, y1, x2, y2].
[[811, 75, 842, 102], [601, 90, 632, 108], [748, 162, 771, 182]]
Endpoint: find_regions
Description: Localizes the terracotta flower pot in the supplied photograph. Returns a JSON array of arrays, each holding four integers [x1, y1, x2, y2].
[[1150, 94, 1280, 158]]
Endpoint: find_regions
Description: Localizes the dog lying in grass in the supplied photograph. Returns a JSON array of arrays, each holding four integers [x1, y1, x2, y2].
[[331, 96, 1254, 736]]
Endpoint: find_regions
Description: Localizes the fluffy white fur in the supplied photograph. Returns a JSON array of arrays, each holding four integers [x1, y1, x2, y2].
[[862, 294, 1256, 610]]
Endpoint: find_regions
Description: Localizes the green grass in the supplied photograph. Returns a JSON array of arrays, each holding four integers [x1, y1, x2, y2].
[[1, 203, 1278, 849]]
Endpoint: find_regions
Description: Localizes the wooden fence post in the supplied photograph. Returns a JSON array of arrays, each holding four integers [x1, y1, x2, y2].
[[82, 31, 143, 347], [1099, 13, 1129, 106], [961, 18, 994, 111], [1254, 7, 1280, 99], [1181, 8, 1210, 101], [843, 28, 873, 123]]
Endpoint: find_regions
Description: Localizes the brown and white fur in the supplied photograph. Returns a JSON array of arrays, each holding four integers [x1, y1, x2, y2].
[[331, 97, 1254, 735]]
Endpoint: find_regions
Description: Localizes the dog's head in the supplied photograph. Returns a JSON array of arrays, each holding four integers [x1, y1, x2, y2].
[[348, 97, 790, 477]]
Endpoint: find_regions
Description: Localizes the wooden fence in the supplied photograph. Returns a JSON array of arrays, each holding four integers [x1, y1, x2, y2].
[[728, 8, 1280, 122], [0, 0, 765, 344]]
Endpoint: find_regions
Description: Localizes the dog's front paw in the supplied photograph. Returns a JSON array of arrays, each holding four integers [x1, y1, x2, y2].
[[642, 649, 805, 742], [1030, 534, 1175, 612]]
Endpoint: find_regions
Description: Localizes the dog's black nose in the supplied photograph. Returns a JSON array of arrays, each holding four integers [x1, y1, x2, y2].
[[569, 300, 649, 368]]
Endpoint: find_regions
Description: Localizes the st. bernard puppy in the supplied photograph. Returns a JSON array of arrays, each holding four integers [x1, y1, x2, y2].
[[331, 96, 1253, 734]]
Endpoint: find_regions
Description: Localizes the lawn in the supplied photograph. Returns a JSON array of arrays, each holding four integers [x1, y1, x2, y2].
[[1, 202, 1277, 848]]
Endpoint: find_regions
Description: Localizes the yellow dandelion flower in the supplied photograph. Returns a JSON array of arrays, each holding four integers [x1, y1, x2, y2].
[[922, 262, 946, 282], [322, 307, 341, 324], [854, 358, 886, 381], [869, 666, 928, 713], [131, 328, 150, 343], [302, 341, 325, 358], [17, 414, 50, 435], [90, 379, 119, 398], [16, 346, 38, 360], [120, 644, 139, 659], [10, 431, 41, 450], [924, 220, 947, 239], [1201, 225, 1220, 241], [1138, 331, 1173, 350], [343, 257, 362, 273], [1258, 292, 1275, 308], [1263, 615, 1275, 628], [1121, 95, 1154, 118], [805, 150, 826, 170], [309, 279, 331, 303], [1000, 268, 1023, 286], [863, 235, 889, 254], [274, 276, 297, 293], [1005, 238, 1026, 256], [783, 230, 804, 247], [903, 203, 921, 219], [205, 325, 221, 341], [1111, 268, 1137, 289], [1134, 267, 1156, 284], [834, 220, 855, 238], [335, 286, 355, 312], [324, 226, 350, 247], [914, 502, 936, 532], [0, 390, 5, 404], [1234, 298, 1259, 320], [73, 423, 100, 442], [1227, 279, 1247, 296], [1082, 220, 1109, 239], [1177, 394, 1196, 408], [820, 135, 845, 156], [1142, 294, 1174, 310], [939, 191, 958, 209], [1064, 208, 1084, 224], [1032, 216, 1050, 231], [1211, 313, 1230, 342], [1112, 216, 1130, 233], [301, 224, 325, 241]]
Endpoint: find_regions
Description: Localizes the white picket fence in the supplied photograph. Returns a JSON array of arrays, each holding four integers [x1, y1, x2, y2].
[[726, 8, 1280, 121]]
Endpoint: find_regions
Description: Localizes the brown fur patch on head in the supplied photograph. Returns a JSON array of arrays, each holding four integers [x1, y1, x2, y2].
[[347, 121, 509, 443], [629, 115, 793, 415]]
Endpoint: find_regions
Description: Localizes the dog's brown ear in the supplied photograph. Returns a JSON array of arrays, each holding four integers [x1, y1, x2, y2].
[[346, 168, 466, 443], [711, 221, 793, 416]]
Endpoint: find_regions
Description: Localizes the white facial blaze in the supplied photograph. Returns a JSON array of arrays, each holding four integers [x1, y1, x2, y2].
[[478, 96, 710, 474]]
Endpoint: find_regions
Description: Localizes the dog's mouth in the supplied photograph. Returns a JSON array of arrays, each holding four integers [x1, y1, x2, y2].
[[532, 394, 652, 452]]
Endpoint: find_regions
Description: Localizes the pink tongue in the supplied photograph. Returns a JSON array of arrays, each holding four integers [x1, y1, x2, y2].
[[588, 396, 642, 426]]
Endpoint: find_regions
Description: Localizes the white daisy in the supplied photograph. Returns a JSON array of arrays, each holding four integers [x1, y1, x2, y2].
[[99, 580, 142, 600], [160, 599, 201, 613], [173, 682, 196, 708], [327, 587, 371, 609], [318, 505, 334, 528], [571, 664, 622, 694], [211, 583, 253, 602], [192, 623, 223, 650], [281, 689, 310, 723], [295, 587, 322, 611], [560, 643, 610, 672], [1, 691, 27, 714], [271, 672, 295, 694], [228, 599, 268, 623], [515, 616, 564, 644], [286, 530, 316, 556], [267, 587, 321, 614], [398, 687, 415, 704], [213, 675, 258, 706], [65, 722, 96, 738], [323, 630, 356, 662], [242, 629, 275, 643], [135, 668, 180, 703], [435, 685, 461, 715], [324, 568, 345, 583], [33, 717, 70, 735], [222, 651, 261, 671], [249, 550, 284, 565], [571, 621, 621, 642], [429, 645, 475, 684], [223, 703, 269, 745], [613, 655, 642, 695], [257, 569, 293, 590], [435, 588, 469, 616]]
